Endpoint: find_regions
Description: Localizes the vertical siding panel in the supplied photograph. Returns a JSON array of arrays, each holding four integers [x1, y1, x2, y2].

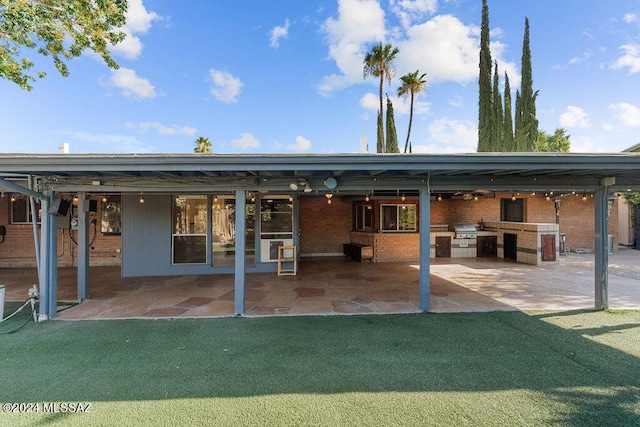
[[122, 194, 171, 277]]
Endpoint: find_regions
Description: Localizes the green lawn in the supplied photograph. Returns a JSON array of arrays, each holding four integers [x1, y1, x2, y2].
[[1, 304, 639, 426]]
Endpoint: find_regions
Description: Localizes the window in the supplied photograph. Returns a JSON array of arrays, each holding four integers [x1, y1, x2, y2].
[[172, 195, 207, 264], [380, 204, 416, 232], [355, 204, 372, 231], [101, 200, 121, 234], [211, 196, 256, 266], [501, 198, 524, 222], [11, 196, 41, 224]]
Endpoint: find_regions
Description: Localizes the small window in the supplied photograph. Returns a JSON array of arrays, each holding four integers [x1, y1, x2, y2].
[[10, 196, 41, 224], [501, 198, 524, 222], [355, 205, 372, 231], [381, 204, 416, 232]]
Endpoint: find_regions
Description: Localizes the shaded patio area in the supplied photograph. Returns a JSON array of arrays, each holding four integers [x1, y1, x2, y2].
[[3, 252, 640, 320]]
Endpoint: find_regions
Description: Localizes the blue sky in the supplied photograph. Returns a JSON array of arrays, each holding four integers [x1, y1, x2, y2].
[[2, 0, 640, 154]]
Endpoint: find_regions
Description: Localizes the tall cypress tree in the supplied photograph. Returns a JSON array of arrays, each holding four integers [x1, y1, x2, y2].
[[492, 61, 503, 151], [514, 18, 538, 151], [385, 97, 399, 153], [502, 72, 514, 149], [477, 0, 492, 152]]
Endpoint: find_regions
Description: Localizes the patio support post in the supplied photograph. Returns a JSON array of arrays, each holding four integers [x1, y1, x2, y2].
[[28, 176, 41, 273], [47, 197, 58, 319], [419, 187, 431, 311], [77, 193, 90, 301], [594, 186, 609, 310], [38, 196, 51, 320], [234, 190, 246, 315]]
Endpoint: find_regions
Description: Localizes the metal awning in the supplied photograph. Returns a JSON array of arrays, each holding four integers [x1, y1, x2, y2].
[[0, 152, 639, 193]]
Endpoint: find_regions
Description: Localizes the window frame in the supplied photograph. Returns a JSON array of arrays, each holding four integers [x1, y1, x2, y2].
[[171, 194, 208, 265], [380, 204, 417, 232], [355, 204, 373, 231], [10, 196, 41, 224]]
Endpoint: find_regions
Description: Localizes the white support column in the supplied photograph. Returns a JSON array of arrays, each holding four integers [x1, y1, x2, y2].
[[77, 193, 90, 301], [594, 186, 609, 310], [419, 187, 431, 311], [234, 190, 246, 315]]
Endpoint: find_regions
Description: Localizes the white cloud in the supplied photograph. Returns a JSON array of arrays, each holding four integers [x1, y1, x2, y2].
[[109, 68, 156, 100], [111, 0, 161, 60], [396, 15, 480, 83], [611, 44, 640, 74], [623, 13, 637, 24], [208, 69, 243, 103], [317, 0, 386, 95], [319, 2, 518, 96], [270, 19, 290, 48], [288, 136, 312, 152], [390, 0, 438, 28], [569, 136, 600, 153], [231, 133, 261, 150], [61, 131, 154, 153], [125, 121, 196, 136], [559, 106, 591, 128], [412, 117, 477, 153], [611, 102, 640, 127]]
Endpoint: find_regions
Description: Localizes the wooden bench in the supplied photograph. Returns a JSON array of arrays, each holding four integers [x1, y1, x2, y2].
[[343, 243, 373, 262]]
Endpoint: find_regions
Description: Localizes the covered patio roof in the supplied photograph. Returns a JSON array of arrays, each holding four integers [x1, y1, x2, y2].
[[0, 152, 639, 194], [0, 152, 638, 320]]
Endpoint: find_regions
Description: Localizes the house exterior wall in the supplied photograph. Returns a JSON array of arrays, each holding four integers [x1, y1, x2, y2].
[[0, 191, 621, 268], [558, 195, 618, 251], [0, 195, 121, 267], [299, 196, 351, 257]]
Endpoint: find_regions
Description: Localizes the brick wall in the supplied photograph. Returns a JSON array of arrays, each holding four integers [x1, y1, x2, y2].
[[0, 196, 122, 267], [559, 195, 618, 250], [299, 196, 352, 256], [373, 232, 420, 262]]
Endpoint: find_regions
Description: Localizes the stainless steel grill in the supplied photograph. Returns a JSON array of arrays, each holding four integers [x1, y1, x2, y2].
[[452, 224, 478, 239]]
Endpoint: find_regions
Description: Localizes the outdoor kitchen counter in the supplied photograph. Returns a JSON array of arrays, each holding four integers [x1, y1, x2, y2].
[[482, 221, 560, 265]]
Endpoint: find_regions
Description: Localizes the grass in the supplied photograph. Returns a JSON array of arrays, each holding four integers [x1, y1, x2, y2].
[[1, 307, 639, 426]]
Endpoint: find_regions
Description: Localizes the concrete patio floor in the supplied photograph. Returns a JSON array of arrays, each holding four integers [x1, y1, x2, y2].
[[2, 251, 640, 320]]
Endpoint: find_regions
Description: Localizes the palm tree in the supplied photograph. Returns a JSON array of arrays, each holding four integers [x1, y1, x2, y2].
[[194, 136, 212, 153], [398, 70, 427, 153], [364, 43, 399, 153]]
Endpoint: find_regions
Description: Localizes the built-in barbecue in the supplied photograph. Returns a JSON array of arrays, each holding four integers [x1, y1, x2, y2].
[[451, 224, 478, 239]]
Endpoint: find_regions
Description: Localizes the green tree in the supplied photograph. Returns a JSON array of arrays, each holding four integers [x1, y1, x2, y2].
[[534, 128, 570, 152], [492, 61, 503, 151], [376, 111, 384, 154], [514, 18, 539, 151], [502, 72, 514, 149], [0, 0, 127, 90], [194, 136, 212, 153], [398, 70, 427, 153], [385, 96, 399, 153], [364, 42, 399, 153], [477, 0, 492, 152]]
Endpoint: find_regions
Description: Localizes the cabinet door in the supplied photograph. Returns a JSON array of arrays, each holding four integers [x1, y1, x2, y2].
[[541, 234, 556, 261], [477, 236, 497, 257], [435, 236, 451, 258]]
